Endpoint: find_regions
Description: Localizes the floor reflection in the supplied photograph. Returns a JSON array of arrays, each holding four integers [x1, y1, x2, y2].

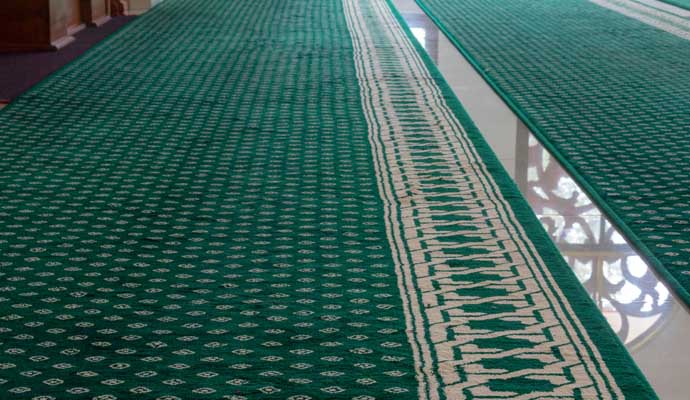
[[396, 0, 690, 396], [524, 130, 675, 347], [401, 7, 677, 346]]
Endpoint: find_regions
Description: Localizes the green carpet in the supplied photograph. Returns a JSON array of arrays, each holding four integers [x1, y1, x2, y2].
[[0, 0, 655, 398], [660, 0, 690, 11], [417, 0, 690, 308]]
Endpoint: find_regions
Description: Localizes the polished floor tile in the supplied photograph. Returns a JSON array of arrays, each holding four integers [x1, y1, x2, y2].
[[392, 0, 690, 397]]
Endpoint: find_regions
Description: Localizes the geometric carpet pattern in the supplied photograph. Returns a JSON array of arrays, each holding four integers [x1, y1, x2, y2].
[[0, 0, 655, 398], [416, 0, 690, 308]]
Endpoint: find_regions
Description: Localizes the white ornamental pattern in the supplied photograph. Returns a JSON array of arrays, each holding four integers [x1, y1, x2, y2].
[[344, 0, 628, 398]]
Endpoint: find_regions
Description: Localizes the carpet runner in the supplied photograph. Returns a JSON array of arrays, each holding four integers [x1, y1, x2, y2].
[[416, 0, 690, 310], [0, 0, 655, 398]]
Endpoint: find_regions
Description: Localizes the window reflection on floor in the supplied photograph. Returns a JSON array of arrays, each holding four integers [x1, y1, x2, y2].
[[396, 1, 690, 394], [398, 8, 677, 348], [524, 132, 675, 347]]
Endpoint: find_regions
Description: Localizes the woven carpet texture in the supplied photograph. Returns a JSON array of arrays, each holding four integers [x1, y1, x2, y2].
[[0, 0, 656, 398], [416, 0, 690, 307]]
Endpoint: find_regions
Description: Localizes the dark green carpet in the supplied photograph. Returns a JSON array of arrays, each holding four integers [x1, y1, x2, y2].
[[0, 0, 655, 398], [417, 0, 690, 308], [660, 0, 690, 11]]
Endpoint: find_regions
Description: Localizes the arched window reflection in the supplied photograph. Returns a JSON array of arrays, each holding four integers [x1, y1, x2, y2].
[[401, 9, 675, 348], [525, 133, 675, 346]]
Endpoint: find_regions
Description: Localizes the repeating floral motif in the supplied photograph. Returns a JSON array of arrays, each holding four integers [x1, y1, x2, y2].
[[0, 0, 658, 399], [0, 0, 417, 398]]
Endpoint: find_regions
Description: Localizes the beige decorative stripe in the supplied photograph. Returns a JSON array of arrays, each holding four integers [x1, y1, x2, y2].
[[342, 0, 436, 398], [590, 0, 690, 41], [634, 0, 690, 17], [344, 0, 625, 398]]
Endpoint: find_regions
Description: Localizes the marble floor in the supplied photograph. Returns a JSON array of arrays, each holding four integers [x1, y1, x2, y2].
[[391, 0, 690, 398]]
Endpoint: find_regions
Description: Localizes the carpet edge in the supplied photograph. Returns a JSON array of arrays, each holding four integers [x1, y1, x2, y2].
[[413, 0, 690, 326], [388, 0, 659, 397]]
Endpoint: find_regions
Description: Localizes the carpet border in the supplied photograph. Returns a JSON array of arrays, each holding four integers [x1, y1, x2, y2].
[[386, 0, 659, 397], [413, 0, 690, 314]]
